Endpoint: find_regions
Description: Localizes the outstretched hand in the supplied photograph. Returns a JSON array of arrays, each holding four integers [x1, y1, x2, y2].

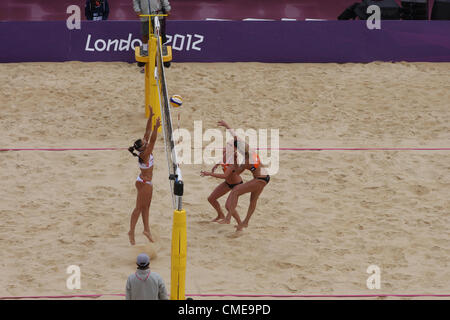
[[155, 117, 161, 129], [200, 171, 211, 177]]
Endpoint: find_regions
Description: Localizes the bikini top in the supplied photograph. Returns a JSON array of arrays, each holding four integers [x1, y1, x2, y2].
[[249, 153, 261, 172], [221, 153, 260, 172], [138, 153, 154, 170]]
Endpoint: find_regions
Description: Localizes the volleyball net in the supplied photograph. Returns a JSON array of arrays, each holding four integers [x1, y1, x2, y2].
[[154, 18, 184, 211], [153, 17, 186, 301]]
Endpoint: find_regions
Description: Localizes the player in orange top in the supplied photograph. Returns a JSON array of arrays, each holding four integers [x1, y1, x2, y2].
[[200, 141, 243, 222], [217, 120, 270, 231]]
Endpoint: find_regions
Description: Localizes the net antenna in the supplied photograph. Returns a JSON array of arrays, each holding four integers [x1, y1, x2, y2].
[[154, 17, 184, 211]]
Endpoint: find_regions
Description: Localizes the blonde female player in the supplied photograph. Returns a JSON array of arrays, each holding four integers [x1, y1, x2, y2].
[[127, 107, 161, 245], [217, 120, 270, 231], [200, 142, 243, 222]]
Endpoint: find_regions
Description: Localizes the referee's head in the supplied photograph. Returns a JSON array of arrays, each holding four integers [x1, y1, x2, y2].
[[136, 253, 150, 270]]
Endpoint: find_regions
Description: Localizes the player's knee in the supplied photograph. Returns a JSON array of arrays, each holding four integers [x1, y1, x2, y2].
[[207, 195, 216, 204]]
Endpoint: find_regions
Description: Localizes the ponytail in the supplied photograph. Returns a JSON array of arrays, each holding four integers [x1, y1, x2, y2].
[[129, 139, 144, 162], [128, 146, 140, 158]]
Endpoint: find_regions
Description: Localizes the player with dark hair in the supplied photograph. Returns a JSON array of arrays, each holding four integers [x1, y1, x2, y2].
[[127, 107, 161, 244]]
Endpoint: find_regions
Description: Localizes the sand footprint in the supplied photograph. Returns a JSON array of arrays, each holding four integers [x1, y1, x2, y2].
[[408, 185, 430, 196], [225, 231, 244, 239]]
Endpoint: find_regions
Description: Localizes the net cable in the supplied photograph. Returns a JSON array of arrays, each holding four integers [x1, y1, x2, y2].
[[154, 18, 184, 211]]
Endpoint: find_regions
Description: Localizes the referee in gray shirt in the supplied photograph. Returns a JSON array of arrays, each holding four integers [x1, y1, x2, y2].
[[126, 253, 169, 300]]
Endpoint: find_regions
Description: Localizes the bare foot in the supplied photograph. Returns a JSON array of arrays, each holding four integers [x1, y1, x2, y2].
[[235, 223, 245, 232], [128, 231, 135, 245], [143, 230, 154, 243], [218, 218, 231, 224], [212, 216, 225, 222]]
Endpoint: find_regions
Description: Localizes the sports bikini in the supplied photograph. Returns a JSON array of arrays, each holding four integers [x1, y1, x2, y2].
[[226, 180, 243, 189], [256, 175, 270, 184], [138, 153, 154, 170], [249, 153, 270, 184], [137, 153, 154, 185], [249, 153, 261, 172], [221, 163, 243, 189]]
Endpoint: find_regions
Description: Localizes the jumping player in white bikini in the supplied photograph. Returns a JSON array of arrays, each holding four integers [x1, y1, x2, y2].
[[127, 107, 161, 245]]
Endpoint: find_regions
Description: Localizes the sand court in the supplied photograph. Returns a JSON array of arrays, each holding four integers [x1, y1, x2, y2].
[[0, 61, 449, 298]]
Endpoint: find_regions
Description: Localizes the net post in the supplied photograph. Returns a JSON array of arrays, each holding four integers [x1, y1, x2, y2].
[[136, 14, 164, 130], [151, 20, 185, 299], [170, 209, 187, 300], [147, 36, 160, 129]]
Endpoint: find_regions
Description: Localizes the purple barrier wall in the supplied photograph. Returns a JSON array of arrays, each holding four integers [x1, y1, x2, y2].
[[1, 21, 449, 63]]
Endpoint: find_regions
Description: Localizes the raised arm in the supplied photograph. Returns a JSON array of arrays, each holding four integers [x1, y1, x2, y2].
[[217, 120, 235, 137], [141, 117, 161, 160], [217, 120, 249, 155], [143, 107, 155, 142]]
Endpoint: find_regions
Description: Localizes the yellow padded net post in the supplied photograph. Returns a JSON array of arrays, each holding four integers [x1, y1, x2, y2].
[[142, 15, 185, 300], [134, 14, 172, 132], [171, 209, 187, 300]]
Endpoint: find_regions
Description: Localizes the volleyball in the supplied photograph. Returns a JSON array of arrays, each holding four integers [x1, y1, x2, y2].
[[170, 95, 183, 108]]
